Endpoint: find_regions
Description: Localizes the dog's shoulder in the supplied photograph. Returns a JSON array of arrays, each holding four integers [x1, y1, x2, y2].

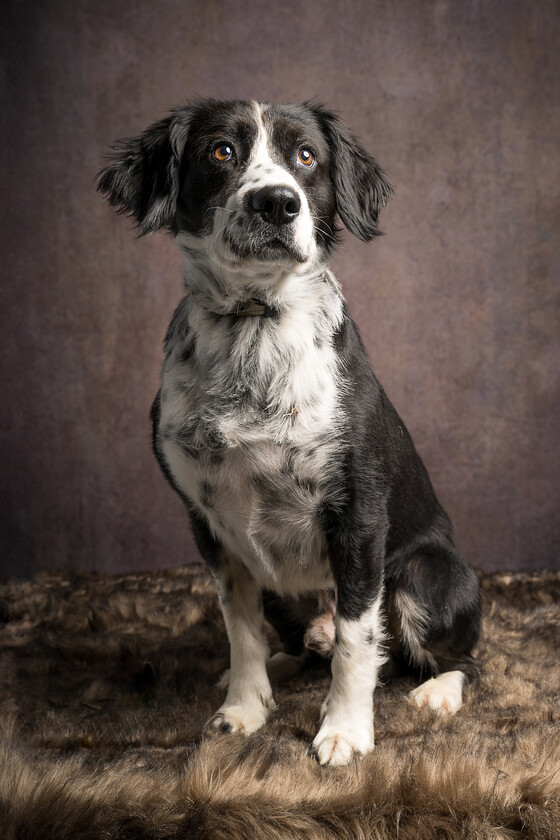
[[163, 294, 194, 357]]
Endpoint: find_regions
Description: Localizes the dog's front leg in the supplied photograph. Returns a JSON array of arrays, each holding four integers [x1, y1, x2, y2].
[[207, 556, 276, 735], [313, 527, 386, 766]]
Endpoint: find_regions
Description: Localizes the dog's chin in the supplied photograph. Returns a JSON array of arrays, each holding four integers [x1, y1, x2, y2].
[[254, 239, 308, 265], [224, 231, 309, 267]]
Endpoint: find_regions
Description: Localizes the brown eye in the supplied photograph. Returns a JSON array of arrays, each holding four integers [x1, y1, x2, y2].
[[213, 144, 234, 162], [298, 148, 315, 167]]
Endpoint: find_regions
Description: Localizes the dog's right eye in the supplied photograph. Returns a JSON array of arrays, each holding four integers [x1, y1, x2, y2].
[[213, 144, 234, 162]]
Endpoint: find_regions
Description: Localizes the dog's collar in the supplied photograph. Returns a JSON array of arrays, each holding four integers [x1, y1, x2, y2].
[[231, 298, 278, 318], [214, 273, 330, 319]]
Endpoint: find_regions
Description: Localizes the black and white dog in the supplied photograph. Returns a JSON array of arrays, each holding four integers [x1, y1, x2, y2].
[[98, 99, 481, 766]]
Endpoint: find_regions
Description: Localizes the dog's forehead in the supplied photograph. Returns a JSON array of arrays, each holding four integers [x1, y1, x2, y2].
[[185, 100, 327, 157], [260, 103, 328, 152], [186, 100, 259, 153]]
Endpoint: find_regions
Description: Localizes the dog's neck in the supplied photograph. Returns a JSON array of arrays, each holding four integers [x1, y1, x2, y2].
[[179, 245, 333, 318]]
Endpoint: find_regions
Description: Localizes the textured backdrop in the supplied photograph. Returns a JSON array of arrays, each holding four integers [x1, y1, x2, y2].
[[2, 0, 559, 578]]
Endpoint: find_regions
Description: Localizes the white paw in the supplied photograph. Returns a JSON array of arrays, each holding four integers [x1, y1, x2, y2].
[[312, 722, 374, 766], [409, 671, 465, 714], [206, 697, 276, 735]]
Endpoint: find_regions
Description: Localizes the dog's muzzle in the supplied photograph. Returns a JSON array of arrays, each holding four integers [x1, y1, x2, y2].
[[224, 184, 308, 263]]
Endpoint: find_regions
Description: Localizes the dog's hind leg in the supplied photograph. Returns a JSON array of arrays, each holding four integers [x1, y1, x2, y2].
[[386, 545, 482, 714], [409, 670, 466, 713]]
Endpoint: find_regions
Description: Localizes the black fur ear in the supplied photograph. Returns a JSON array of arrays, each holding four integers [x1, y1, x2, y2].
[[311, 104, 394, 241], [97, 112, 189, 235]]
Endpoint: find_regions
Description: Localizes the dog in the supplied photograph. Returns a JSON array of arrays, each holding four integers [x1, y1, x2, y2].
[[98, 99, 482, 766]]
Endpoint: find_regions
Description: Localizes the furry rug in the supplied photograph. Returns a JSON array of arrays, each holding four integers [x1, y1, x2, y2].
[[1, 564, 559, 839]]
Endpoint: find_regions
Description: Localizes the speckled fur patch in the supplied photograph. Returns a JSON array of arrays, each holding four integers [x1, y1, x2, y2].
[[158, 271, 344, 594]]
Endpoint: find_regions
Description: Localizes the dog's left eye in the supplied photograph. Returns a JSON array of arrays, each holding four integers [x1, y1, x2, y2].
[[298, 148, 315, 167], [213, 144, 234, 162]]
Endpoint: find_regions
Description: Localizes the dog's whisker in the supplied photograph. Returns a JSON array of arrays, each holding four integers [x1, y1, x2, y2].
[[312, 215, 338, 244], [205, 206, 236, 219], [208, 222, 231, 252]]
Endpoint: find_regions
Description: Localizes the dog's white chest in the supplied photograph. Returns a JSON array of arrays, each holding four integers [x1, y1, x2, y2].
[[157, 292, 344, 592]]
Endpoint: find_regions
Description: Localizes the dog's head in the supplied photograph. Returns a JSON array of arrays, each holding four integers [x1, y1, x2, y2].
[[98, 99, 392, 280]]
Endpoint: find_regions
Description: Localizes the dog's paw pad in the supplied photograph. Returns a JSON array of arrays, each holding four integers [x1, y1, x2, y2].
[[409, 671, 465, 715]]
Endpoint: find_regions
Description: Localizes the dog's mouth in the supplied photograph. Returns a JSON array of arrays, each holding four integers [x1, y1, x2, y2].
[[223, 222, 308, 264], [259, 238, 306, 262]]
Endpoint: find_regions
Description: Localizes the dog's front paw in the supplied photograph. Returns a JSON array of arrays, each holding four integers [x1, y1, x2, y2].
[[206, 697, 276, 736], [312, 722, 374, 766]]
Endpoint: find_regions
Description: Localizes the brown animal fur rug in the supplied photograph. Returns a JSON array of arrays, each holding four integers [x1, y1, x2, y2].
[[1, 564, 559, 839]]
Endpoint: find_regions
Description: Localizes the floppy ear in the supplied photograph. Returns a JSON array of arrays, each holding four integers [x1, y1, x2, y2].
[[97, 112, 189, 235], [312, 105, 393, 241]]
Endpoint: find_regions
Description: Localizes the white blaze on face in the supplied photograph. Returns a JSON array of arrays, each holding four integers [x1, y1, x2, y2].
[[220, 101, 316, 264]]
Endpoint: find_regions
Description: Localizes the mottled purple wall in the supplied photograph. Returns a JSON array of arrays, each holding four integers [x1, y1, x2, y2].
[[2, 0, 559, 578]]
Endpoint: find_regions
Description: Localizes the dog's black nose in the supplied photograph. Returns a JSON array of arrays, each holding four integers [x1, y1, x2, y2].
[[251, 185, 301, 225]]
